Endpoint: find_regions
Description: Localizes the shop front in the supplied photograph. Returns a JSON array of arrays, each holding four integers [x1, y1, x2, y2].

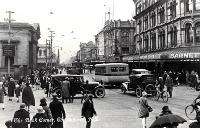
[[123, 47, 200, 74]]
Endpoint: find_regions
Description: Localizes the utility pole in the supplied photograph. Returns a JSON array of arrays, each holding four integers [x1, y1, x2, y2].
[[5, 11, 15, 75], [45, 39, 50, 69], [48, 30, 55, 73]]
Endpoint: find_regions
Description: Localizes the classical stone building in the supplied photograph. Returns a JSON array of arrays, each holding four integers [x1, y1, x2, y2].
[[0, 22, 40, 77], [126, 0, 200, 73], [95, 20, 135, 62]]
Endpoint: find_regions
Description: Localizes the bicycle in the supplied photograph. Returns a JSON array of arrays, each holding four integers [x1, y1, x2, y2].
[[185, 100, 200, 120], [150, 85, 168, 102]]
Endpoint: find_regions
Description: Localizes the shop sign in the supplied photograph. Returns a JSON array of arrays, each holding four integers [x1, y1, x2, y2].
[[140, 54, 161, 60], [170, 53, 200, 59], [2, 44, 15, 57]]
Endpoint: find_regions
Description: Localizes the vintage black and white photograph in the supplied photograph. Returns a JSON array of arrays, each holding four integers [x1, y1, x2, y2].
[[0, 0, 200, 128]]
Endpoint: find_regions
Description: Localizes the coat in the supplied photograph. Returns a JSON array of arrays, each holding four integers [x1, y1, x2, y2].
[[0, 87, 5, 103], [12, 109, 30, 128], [49, 99, 66, 127], [62, 80, 70, 98], [81, 99, 96, 118], [15, 84, 21, 97], [22, 86, 35, 106], [138, 97, 149, 118], [165, 77, 173, 88], [8, 81, 15, 97], [30, 113, 49, 128]]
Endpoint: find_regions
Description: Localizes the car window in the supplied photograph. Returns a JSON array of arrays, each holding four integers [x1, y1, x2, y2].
[[111, 67, 118, 72]]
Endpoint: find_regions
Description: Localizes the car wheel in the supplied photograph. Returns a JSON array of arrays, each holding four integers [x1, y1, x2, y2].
[[94, 87, 105, 98], [145, 84, 155, 97], [135, 87, 142, 97], [120, 85, 126, 94]]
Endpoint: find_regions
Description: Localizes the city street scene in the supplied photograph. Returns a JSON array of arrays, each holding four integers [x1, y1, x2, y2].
[[0, 0, 200, 128]]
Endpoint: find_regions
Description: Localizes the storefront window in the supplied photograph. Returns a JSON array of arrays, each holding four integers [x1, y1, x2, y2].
[[185, 23, 193, 44], [195, 23, 200, 44]]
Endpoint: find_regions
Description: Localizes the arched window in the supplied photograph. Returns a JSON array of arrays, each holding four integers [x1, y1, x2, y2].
[[151, 11, 156, 27], [39, 49, 42, 56], [185, 23, 193, 44], [195, 22, 200, 44], [144, 35, 149, 52], [151, 32, 156, 50]]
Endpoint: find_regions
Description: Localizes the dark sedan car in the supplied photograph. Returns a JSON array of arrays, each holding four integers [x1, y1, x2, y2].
[[50, 74, 105, 98]]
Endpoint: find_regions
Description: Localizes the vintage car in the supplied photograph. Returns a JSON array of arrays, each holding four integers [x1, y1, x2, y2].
[[120, 69, 156, 97], [50, 74, 105, 98]]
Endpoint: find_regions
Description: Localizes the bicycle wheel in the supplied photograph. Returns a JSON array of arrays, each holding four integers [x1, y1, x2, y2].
[[185, 105, 197, 120], [162, 91, 168, 102]]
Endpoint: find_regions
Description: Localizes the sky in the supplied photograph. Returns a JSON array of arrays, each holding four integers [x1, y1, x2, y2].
[[0, 0, 135, 63]]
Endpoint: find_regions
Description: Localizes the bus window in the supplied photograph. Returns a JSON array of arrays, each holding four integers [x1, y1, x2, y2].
[[111, 67, 118, 72], [119, 67, 126, 72], [95, 67, 106, 74]]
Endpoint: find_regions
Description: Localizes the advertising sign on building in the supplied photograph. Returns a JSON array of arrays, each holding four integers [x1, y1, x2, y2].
[[2, 44, 15, 57]]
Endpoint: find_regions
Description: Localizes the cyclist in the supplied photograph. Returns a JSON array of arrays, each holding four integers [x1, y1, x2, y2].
[[156, 77, 164, 93]]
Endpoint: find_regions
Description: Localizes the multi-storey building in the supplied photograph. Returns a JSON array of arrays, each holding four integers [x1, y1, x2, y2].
[[128, 0, 200, 73], [96, 20, 135, 62], [0, 22, 40, 77], [37, 43, 57, 69]]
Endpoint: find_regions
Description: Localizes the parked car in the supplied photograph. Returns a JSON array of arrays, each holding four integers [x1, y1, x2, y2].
[[50, 74, 105, 98], [121, 69, 156, 97]]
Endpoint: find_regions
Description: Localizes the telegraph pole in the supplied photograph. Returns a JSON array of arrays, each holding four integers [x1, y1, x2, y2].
[[5, 11, 15, 75], [48, 30, 55, 73]]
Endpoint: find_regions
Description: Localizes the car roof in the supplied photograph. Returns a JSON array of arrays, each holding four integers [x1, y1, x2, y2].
[[51, 74, 83, 77], [95, 63, 128, 67], [131, 69, 149, 72]]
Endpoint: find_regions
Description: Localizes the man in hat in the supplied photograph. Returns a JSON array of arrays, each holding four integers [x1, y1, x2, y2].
[[8, 77, 15, 101], [12, 103, 30, 128], [30, 106, 50, 128], [49, 93, 66, 128], [61, 77, 71, 103], [81, 94, 97, 128], [159, 106, 172, 116]]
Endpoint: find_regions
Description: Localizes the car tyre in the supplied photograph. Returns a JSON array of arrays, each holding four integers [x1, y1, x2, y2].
[[94, 87, 105, 98]]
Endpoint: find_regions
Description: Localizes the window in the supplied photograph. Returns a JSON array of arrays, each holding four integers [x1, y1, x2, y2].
[[185, 23, 193, 44], [95, 67, 106, 74], [169, 1, 176, 19], [144, 35, 149, 52], [138, 20, 142, 33], [121, 31, 129, 42], [121, 47, 129, 54], [119, 67, 126, 72], [158, 30, 165, 49], [186, 0, 193, 12], [195, 23, 200, 44], [39, 49, 42, 56], [5, 56, 14, 67], [144, 16, 148, 30], [43, 50, 47, 56], [159, 7, 165, 23], [137, 4, 142, 14], [195, 0, 200, 10], [151, 11, 156, 27], [151, 32, 156, 50], [111, 67, 118, 72]]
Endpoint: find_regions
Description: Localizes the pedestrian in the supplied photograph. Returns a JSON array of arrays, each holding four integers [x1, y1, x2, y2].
[[22, 83, 35, 111], [165, 74, 173, 98], [81, 94, 97, 128], [40, 75, 46, 89], [62, 77, 71, 103], [15, 83, 21, 103], [12, 103, 30, 128], [8, 77, 15, 101], [40, 97, 53, 127], [0, 82, 6, 110], [189, 111, 200, 128], [138, 91, 152, 128], [30, 106, 50, 128], [35, 76, 40, 90], [45, 77, 51, 97], [49, 93, 66, 128], [157, 106, 178, 128]]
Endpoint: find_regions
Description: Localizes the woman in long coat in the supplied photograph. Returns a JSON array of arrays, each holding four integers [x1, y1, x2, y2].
[[0, 82, 5, 110], [8, 78, 15, 101], [22, 83, 35, 111], [138, 91, 151, 128]]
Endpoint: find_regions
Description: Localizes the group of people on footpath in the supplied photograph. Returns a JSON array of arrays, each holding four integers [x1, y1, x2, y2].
[[4, 92, 97, 128]]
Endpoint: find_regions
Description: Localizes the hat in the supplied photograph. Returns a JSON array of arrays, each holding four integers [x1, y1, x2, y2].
[[142, 91, 147, 96], [40, 98, 47, 106], [37, 106, 44, 113], [20, 103, 26, 109], [162, 106, 172, 113]]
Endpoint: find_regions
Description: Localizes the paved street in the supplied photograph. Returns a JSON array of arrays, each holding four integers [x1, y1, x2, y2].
[[0, 73, 199, 128]]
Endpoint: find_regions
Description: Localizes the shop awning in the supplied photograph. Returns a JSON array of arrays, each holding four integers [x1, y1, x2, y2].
[[123, 47, 200, 62]]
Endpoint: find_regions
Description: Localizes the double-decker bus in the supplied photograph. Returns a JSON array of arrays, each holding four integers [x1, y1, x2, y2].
[[94, 63, 129, 86]]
